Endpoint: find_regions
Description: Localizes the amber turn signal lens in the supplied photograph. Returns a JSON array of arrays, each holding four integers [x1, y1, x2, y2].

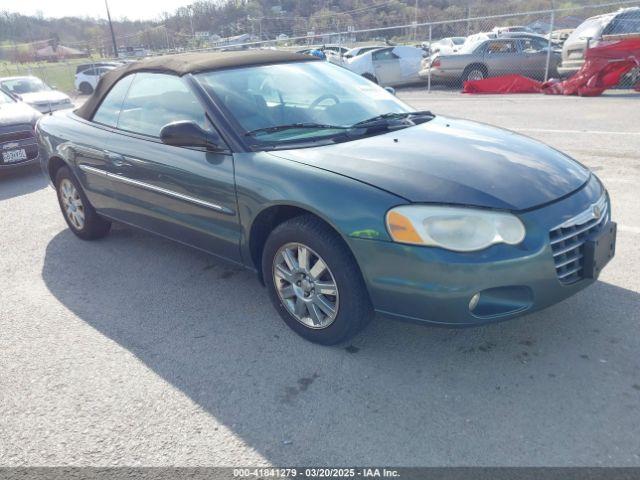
[[386, 211, 423, 244]]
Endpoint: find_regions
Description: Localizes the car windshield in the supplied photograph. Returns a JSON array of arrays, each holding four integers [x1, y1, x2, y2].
[[1, 77, 50, 94], [567, 16, 608, 42], [603, 10, 640, 35], [451, 37, 466, 45], [196, 61, 416, 146], [0, 89, 15, 104]]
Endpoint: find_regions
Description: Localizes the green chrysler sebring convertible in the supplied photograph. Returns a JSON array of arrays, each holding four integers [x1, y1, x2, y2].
[[36, 51, 616, 345]]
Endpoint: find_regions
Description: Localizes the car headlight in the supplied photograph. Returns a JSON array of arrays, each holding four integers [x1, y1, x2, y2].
[[386, 205, 526, 252]]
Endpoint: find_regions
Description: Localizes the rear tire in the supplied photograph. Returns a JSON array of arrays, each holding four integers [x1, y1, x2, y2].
[[262, 215, 373, 345], [79, 82, 93, 94], [55, 166, 111, 240]]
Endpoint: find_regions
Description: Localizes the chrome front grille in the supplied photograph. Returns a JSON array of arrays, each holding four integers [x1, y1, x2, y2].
[[549, 194, 609, 284]]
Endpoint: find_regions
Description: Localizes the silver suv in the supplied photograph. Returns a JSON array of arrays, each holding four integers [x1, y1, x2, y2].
[[559, 7, 640, 77]]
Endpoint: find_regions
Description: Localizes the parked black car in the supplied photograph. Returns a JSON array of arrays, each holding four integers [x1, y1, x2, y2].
[[0, 88, 41, 169]]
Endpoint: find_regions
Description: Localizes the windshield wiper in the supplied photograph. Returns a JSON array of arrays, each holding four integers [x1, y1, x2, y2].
[[245, 123, 348, 137], [351, 110, 434, 128]]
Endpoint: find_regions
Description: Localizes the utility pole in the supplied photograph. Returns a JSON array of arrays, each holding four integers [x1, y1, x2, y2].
[[188, 6, 195, 40], [105, 0, 118, 58], [544, 0, 556, 82], [414, 0, 418, 41]]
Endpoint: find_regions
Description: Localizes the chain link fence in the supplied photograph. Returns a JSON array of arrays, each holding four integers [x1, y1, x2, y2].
[[1, 0, 638, 96]]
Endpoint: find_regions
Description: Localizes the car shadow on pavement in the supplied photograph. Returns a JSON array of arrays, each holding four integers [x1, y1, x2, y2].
[[0, 164, 47, 201], [41, 225, 640, 465]]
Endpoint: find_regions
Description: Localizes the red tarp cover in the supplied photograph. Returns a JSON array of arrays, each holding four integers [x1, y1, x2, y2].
[[462, 38, 640, 96]]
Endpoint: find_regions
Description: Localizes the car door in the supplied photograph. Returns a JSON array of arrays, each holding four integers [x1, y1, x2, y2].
[[482, 39, 523, 76], [395, 47, 423, 84], [519, 38, 555, 78], [78, 68, 94, 87], [76, 72, 241, 262], [371, 48, 402, 85]]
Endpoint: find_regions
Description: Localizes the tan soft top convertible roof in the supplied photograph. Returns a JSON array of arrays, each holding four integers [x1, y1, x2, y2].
[[75, 50, 319, 120]]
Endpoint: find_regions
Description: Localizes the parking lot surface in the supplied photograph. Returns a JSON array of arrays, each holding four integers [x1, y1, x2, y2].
[[1, 90, 639, 466]]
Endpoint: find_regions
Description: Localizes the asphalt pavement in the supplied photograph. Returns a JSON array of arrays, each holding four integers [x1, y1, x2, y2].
[[1, 90, 638, 466]]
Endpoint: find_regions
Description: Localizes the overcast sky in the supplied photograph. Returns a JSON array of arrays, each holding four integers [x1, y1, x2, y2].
[[2, 0, 194, 20]]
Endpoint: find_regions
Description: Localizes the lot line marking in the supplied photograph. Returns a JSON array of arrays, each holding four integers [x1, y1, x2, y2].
[[619, 225, 640, 234], [513, 128, 640, 136]]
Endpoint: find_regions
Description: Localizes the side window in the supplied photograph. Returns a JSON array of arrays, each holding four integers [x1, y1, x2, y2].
[[372, 48, 398, 61], [92, 74, 135, 127], [117, 72, 209, 137], [82, 68, 95, 76], [521, 38, 547, 52], [486, 40, 517, 54]]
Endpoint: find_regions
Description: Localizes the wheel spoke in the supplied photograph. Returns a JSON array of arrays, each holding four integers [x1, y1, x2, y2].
[[315, 281, 337, 296], [274, 264, 294, 283], [309, 258, 327, 279], [298, 245, 309, 271], [313, 294, 336, 319], [294, 297, 306, 317], [308, 303, 323, 326], [282, 248, 298, 271], [280, 285, 296, 299]]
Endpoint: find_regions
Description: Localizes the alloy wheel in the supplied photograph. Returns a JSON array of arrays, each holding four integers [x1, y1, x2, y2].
[[59, 179, 85, 230], [273, 242, 339, 329], [467, 69, 485, 81]]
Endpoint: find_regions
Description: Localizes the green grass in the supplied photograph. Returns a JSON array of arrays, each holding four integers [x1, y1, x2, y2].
[[0, 57, 103, 94]]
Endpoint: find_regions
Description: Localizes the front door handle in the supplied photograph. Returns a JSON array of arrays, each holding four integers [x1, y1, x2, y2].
[[104, 151, 128, 168]]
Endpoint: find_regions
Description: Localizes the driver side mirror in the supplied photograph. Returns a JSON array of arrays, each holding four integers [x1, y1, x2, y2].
[[160, 121, 223, 151], [384, 86, 396, 96]]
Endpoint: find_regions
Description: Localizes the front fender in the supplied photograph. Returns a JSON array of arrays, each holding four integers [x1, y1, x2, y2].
[[234, 151, 407, 266]]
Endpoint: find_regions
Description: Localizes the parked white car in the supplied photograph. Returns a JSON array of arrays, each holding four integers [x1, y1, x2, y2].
[[344, 45, 425, 86], [428, 37, 466, 55], [0, 76, 72, 113], [343, 45, 387, 59], [74, 66, 117, 94]]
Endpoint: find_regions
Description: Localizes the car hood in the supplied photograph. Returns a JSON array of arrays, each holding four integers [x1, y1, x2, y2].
[[0, 102, 41, 126], [269, 116, 590, 211], [20, 90, 69, 105]]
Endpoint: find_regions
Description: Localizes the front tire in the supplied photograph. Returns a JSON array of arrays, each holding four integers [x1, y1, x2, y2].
[[55, 166, 111, 240], [262, 215, 373, 345]]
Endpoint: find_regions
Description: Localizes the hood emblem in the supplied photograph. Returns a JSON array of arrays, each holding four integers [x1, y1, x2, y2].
[[593, 204, 602, 220]]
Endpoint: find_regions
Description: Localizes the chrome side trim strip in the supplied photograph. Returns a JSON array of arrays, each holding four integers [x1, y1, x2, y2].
[[78, 164, 234, 215]]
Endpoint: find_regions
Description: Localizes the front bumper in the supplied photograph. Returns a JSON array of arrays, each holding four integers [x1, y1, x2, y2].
[[558, 60, 583, 78], [348, 176, 610, 326]]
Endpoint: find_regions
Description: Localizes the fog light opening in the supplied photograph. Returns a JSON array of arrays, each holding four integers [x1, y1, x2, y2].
[[469, 293, 481, 312], [468, 286, 534, 319]]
